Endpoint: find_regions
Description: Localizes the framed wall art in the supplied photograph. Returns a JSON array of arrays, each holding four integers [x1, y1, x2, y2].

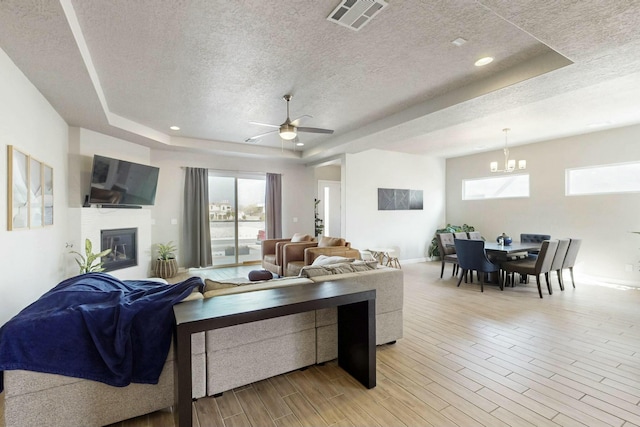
[[30, 156, 42, 228], [8, 146, 29, 230], [378, 188, 423, 210], [43, 163, 54, 226], [7, 146, 54, 230]]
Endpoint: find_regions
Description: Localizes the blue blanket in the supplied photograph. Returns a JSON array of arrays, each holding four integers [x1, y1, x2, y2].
[[0, 273, 202, 392]]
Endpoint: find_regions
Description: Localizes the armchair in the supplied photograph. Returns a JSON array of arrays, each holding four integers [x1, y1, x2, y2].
[[261, 233, 316, 276], [263, 236, 357, 277]]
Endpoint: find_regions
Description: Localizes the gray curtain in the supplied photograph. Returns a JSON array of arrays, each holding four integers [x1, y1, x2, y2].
[[265, 173, 282, 239], [183, 167, 212, 268]]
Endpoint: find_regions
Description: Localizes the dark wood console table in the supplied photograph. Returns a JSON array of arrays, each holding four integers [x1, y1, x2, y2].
[[172, 280, 377, 427]]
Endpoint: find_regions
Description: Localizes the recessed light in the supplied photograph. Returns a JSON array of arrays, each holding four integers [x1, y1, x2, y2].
[[474, 57, 493, 67], [452, 37, 467, 47], [296, 142, 304, 147], [169, 125, 180, 131]]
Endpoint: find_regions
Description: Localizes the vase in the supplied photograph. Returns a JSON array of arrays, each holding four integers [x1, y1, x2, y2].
[[496, 233, 512, 246], [156, 258, 178, 279]]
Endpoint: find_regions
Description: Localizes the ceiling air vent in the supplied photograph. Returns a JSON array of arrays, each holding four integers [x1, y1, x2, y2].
[[327, 0, 388, 31]]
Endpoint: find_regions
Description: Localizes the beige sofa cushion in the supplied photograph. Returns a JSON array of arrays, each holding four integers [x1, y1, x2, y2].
[[203, 277, 313, 298], [299, 260, 378, 278]]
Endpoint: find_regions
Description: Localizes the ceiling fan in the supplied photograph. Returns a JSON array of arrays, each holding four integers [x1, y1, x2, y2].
[[245, 95, 334, 144]]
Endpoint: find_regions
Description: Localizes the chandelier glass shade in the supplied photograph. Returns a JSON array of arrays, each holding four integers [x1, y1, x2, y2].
[[490, 128, 526, 173]]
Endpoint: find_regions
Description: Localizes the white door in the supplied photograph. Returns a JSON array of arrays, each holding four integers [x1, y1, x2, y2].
[[317, 180, 341, 237]]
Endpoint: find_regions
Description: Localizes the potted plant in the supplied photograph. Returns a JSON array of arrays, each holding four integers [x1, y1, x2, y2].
[[314, 198, 324, 237], [427, 224, 477, 260], [70, 238, 112, 274], [155, 241, 178, 279]]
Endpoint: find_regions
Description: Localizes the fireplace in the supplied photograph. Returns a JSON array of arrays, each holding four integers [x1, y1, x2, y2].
[[101, 228, 138, 272]]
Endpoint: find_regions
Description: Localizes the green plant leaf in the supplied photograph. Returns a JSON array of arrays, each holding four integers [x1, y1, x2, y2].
[[71, 238, 112, 275]]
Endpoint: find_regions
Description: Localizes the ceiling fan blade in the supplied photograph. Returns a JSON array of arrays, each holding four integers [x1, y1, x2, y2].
[[297, 126, 334, 134], [244, 129, 278, 142], [249, 121, 280, 128], [291, 115, 312, 126]]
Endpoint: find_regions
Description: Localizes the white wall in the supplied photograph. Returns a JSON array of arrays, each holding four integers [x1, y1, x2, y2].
[[345, 149, 446, 262], [150, 150, 314, 267], [0, 47, 70, 325], [314, 165, 341, 181], [446, 124, 640, 286]]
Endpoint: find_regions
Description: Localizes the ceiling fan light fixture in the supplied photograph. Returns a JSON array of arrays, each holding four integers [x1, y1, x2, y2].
[[279, 124, 297, 140]]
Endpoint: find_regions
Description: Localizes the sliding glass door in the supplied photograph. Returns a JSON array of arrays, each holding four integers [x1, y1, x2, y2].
[[208, 172, 265, 267]]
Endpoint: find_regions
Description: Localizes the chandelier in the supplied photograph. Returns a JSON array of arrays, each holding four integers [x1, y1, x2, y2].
[[490, 128, 526, 173]]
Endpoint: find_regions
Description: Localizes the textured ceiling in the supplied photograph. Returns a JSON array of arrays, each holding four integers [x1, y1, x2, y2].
[[0, 1, 639, 163]]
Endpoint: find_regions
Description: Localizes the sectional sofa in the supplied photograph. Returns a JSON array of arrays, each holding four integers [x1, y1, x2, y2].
[[1, 263, 403, 427]]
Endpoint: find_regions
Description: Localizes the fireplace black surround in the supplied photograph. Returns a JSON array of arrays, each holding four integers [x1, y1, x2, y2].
[[101, 228, 138, 272]]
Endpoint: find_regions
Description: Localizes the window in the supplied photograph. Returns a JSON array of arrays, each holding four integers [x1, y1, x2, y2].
[[566, 161, 640, 196], [462, 174, 530, 200], [208, 172, 265, 266]]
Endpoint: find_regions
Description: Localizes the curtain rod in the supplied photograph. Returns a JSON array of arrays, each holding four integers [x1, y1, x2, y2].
[[180, 166, 275, 176]]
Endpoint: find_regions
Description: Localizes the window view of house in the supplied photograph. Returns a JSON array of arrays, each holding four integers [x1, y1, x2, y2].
[[208, 174, 265, 266]]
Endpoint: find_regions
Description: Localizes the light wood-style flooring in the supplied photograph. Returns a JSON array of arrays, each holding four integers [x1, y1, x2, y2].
[[107, 262, 640, 426]]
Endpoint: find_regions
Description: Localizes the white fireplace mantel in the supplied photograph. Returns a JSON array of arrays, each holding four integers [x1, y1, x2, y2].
[[77, 207, 152, 279]]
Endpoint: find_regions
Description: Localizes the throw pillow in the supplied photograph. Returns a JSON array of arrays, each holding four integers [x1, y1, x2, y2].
[[291, 233, 312, 242], [248, 270, 273, 281], [318, 236, 346, 247], [299, 262, 358, 278], [350, 260, 379, 271], [298, 265, 332, 278], [311, 255, 355, 266], [323, 263, 356, 274]]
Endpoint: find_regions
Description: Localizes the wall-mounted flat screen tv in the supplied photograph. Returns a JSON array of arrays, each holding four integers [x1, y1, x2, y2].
[[89, 155, 160, 206]]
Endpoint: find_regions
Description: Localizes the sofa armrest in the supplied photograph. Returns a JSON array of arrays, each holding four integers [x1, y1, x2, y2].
[[262, 238, 291, 257]]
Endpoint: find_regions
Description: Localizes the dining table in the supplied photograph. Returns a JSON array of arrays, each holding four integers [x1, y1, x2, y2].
[[483, 241, 542, 285], [483, 241, 542, 254]]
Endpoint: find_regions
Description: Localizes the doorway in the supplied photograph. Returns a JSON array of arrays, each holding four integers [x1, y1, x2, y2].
[[317, 180, 341, 238], [208, 173, 265, 267]]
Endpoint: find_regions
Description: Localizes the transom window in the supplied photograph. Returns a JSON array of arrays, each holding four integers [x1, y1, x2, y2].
[[566, 161, 640, 196], [462, 174, 530, 200]]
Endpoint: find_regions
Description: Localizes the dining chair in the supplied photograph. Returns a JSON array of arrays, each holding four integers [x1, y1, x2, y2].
[[468, 231, 483, 240], [561, 238, 582, 288], [501, 240, 558, 298], [520, 233, 551, 256], [547, 239, 570, 291], [436, 232, 458, 278], [454, 238, 502, 292]]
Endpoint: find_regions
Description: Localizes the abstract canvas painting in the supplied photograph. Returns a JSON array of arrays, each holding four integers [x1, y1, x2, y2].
[[378, 188, 423, 210]]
